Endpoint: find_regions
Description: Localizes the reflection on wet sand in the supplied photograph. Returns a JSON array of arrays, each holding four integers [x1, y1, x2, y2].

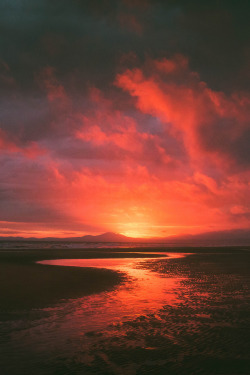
[[1, 254, 187, 375], [2, 250, 250, 375], [38, 253, 186, 330]]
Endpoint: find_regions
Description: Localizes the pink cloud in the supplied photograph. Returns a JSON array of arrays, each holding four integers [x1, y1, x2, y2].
[[0, 129, 45, 159], [115, 55, 250, 170], [1, 58, 249, 238]]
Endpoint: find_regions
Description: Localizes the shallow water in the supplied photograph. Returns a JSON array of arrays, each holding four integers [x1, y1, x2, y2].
[[1, 250, 250, 375], [37, 254, 185, 327]]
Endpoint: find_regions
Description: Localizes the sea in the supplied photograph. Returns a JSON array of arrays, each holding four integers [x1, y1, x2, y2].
[[0, 239, 245, 250]]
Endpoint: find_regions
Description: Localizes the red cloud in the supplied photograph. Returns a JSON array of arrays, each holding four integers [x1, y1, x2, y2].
[[115, 55, 250, 170], [1, 59, 249, 238], [0, 129, 45, 159], [75, 88, 176, 169]]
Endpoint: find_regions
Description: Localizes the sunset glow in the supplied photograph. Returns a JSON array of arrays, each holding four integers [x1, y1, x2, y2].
[[0, 1, 249, 239], [1, 3, 250, 375]]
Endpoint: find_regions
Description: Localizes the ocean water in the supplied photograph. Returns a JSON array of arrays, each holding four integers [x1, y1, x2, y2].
[[0, 240, 240, 250], [0, 240, 174, 250], [1, 246, 250, 375]]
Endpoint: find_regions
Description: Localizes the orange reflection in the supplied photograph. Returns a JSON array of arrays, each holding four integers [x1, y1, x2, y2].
[[38, 254, 186, 328]]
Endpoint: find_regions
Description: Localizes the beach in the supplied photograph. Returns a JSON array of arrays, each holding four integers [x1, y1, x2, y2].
[[1, 245, 250, 374]]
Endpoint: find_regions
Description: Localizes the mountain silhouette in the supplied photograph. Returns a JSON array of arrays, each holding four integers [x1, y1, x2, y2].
[[0, 229, 250, 245]]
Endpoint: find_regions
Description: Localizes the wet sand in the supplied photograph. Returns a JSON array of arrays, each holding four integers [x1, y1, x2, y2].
[[1, 246, 250, 375], [0, 247, 249, 311], [0, 248, 166, 310]]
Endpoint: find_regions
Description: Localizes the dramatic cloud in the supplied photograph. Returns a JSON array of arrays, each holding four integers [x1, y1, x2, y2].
[[116, 55, 250, 170], [0, 0, 249, 237]]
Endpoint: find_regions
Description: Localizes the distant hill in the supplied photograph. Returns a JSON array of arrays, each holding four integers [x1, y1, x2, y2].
[[0, 229, 250, 245], [77, 232, 131, 242], [0, 232, 135, 243]]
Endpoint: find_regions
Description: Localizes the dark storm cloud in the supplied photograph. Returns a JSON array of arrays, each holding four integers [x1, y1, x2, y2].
[[198, 119, 250, 168], [0, 97, 51, 143], [0, 0, 145, 93], [1, 0, 249, 96]]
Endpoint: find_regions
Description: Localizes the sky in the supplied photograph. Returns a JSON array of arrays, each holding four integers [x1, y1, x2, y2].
[[0, 0, 249, 238]]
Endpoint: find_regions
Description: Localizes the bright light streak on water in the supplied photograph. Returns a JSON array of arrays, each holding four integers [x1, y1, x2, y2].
[[37, 254, 186, 330]]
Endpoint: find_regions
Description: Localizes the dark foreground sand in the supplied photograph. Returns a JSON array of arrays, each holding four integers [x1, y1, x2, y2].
[[1, 246, 250, 375], [0, 248, 166, 310], [0, 246, 249, 310]]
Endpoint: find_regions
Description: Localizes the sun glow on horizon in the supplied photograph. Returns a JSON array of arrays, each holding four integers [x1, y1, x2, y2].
[[120, 230, 151, 239], [118, 222, 176, 239], [117, 221, 218, 239]]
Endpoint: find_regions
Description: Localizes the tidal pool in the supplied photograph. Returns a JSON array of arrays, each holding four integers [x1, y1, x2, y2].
[[37, 253, 186, 330], [1, 253, 186, 375]]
